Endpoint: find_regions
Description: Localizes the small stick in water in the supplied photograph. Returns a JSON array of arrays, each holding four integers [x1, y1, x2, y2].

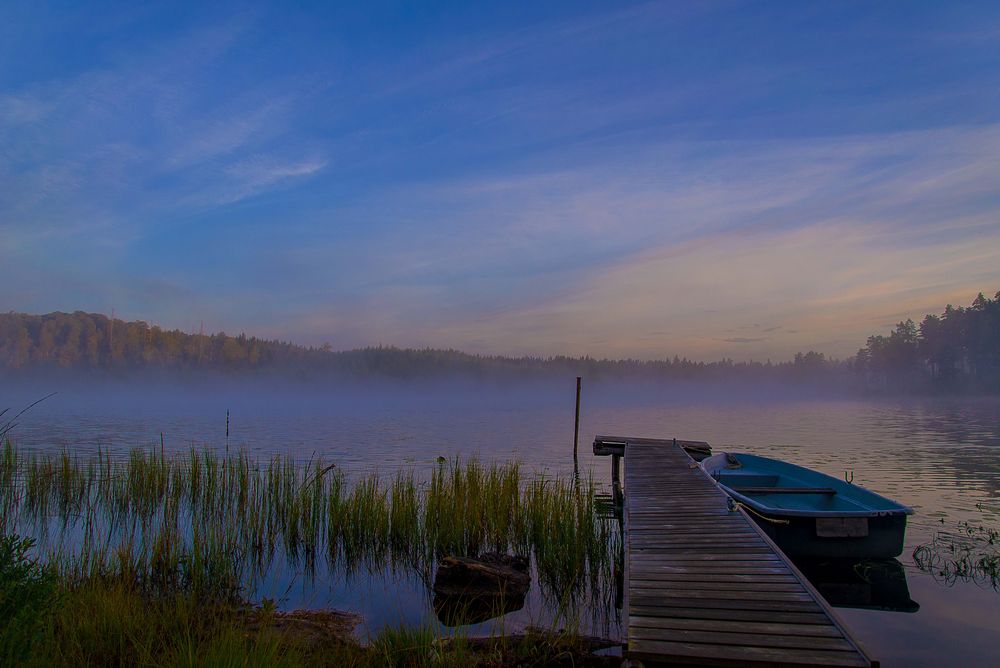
[[573, 376, 582, 459]]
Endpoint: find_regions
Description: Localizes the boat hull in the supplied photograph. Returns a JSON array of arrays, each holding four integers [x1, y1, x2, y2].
[[747, 511, 908, 559], [701, 452, 912, 560]]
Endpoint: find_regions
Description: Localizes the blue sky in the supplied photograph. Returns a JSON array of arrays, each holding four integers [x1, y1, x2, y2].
[[2, 1, 999, 360]]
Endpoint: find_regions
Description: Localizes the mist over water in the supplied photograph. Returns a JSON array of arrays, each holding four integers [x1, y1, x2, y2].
[[1, 373, 856, 456], [3, 376, 999, 666]]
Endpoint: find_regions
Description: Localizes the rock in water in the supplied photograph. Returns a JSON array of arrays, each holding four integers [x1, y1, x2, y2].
[[433, 553, 530, 626], [433, 553, 530, 596]]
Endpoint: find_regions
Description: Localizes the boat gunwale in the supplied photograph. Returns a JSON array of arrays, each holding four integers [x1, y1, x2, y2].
[[703, 453, 914, 519]]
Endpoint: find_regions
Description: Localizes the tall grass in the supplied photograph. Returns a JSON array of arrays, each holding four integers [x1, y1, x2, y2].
[[19, 577, 609, 667], [0, 442, 619, 610]]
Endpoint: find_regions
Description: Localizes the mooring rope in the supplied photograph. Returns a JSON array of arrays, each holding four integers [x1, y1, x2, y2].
[[727, 497, 791, 525]]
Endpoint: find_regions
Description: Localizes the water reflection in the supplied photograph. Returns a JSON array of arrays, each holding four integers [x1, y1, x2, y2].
[[3, 384, 1000, 666], [795, 558, 919, 613]]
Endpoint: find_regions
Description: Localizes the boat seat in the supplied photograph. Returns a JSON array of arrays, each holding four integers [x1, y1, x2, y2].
[[731, 486, 837, 495], [716, 473, 778, 487]]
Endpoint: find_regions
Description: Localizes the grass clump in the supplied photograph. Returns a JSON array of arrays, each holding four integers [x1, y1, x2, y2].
[[24, 582, 310, 668], [0, 534, 60, 664], [369, 624, 470, 668], [16, 579, 616, 667]]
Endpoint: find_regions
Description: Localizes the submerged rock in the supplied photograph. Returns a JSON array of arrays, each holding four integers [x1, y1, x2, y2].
[[432, 553, 530, 626], [433, 553, 530, 595]]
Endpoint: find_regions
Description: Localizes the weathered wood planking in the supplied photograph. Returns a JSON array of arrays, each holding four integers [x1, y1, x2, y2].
[[613, 438, 877, 668], [594, 434, 711, 457]]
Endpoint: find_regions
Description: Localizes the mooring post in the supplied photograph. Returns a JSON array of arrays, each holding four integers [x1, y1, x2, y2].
[[612, 453, 622, 507], [573, 376, 582, 458]]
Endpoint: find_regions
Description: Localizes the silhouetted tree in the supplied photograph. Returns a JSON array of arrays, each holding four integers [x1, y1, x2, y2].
[[855, 291, 1000, 393]]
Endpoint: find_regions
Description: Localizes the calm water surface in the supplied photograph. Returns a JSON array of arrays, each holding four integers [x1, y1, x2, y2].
[[4, 380, 999, 667]]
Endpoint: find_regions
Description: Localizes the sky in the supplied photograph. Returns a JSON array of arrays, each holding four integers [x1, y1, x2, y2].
[[2, 1, 999, 361]]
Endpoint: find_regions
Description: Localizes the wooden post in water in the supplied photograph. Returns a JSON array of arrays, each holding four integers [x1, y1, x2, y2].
[[612, 453, 622, 506], [573, 376, 582, 458]]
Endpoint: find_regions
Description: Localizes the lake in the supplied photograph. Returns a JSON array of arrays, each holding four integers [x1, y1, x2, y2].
[[3, 378, 999, 667]]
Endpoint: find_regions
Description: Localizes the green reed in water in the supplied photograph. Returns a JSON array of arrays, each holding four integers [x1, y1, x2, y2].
[[0, 440, 619, 608], [913, 516, 1000, 589]]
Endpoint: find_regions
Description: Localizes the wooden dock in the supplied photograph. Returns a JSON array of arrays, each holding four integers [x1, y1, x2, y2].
[[594, 436, 877, 668]]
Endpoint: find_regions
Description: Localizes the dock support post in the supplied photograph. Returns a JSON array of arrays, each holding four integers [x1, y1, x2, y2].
[[612, 453, 622, 506]]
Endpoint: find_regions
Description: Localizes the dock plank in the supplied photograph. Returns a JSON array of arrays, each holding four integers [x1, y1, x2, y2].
[[628, 605, 831, 625], [627, 639, 869, 668], [627, 627, 856, 651], [614, 438, 876, 667], [628, 615, 844, 637]]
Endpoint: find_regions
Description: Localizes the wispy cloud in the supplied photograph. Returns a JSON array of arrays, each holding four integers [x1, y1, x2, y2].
[[210, 156, 328, 205], [0, 15, 328, 244], [3, 2, 999, 358], [373, 219, 1000, 360], [163, 100, 292, 169], [270, 123, 1000, 357], [0, 92, 51, 125]]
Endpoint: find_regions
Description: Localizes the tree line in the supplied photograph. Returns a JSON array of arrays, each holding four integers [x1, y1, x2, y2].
[[1, 290, 997, 391], [0, 310, 840, 382], [853, 291, 1000, 393]]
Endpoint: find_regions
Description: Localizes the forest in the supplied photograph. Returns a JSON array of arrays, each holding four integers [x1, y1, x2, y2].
[[1, 290, 997, 391], [0, 310, 837, 382], [853, 291, 1000, 393]]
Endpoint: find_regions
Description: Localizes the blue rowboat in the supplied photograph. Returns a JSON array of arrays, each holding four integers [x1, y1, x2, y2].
[[701, 452, 913, 558]]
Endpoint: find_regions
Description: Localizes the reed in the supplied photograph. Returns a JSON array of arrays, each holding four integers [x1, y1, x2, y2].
[[913, 514, 1000, 588], [1, 442, 619, 610]]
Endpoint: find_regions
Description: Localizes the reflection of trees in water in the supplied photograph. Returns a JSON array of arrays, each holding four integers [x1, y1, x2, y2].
[[866, 398, 1000, 448], [858, 398, 1000, 501]]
